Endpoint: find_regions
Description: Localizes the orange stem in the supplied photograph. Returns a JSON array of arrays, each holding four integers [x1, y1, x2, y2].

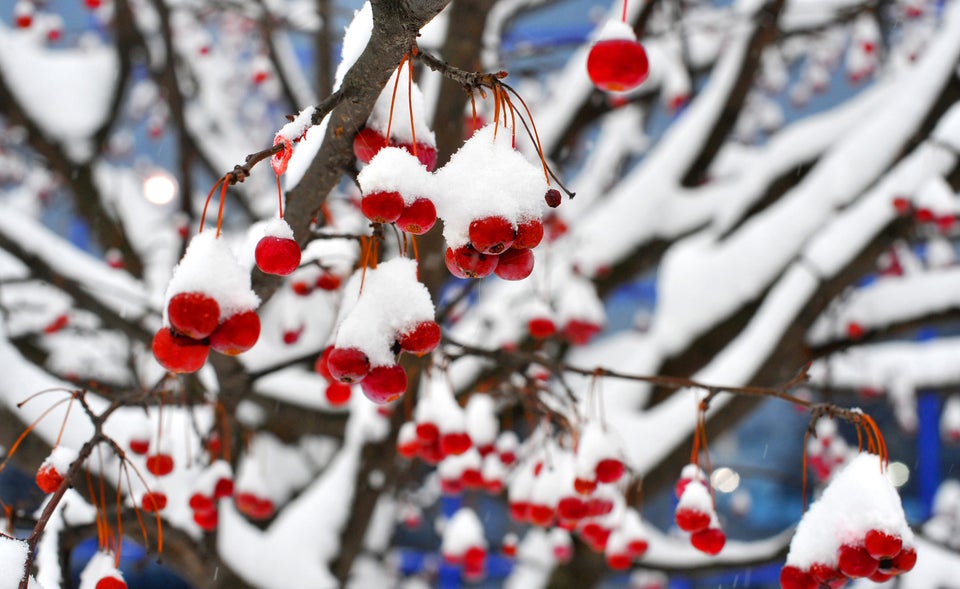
[[276, 175, 284, 218], [385, 55, 408, 148], [216, 180, 228, 238], [199, 178, 224, 233], [622, 0, 628, 23], [407, 57, 418, 157], [0, 397, 72, 476], [503, 85, 551, 185]]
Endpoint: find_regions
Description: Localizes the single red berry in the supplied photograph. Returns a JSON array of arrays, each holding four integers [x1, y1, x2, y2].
[[416, 422, 440, 442], [152, 328, 209, 373], [255, 236, 301, 276], [95, 578, 127, 589], [36, 465, 63, 494], [915, 208, 935, 223], [846, 321, 865, 340], [627, 539, 649, 558], [42, 314, 69, 334], [838, 544, 880, 578], [594, 458, 625, 483], [809, 563, 844, 585], [15, 14, 32, 29], [607, 552, 632, 570], [129, 438, 150, 455], [514, 218, 545, 249], [865, 529, 902, 559], [545, 189, 562, 208], [462, 468, 484, 488], [445, 246, 499, 278], [586, 496, 614, 517], [405, 143, 438, 171], [146, 453, 174, 476], [189, 493, 214, 512], [573, 477, 597, 495], [325, 381, 352, 406], [252, 70, 268, 84], [869, 571, 893, 583], [557, 496, 588, 521], [580, 522, 611, 550], [503, 538, 517, 558], [292, 281, 313, 296], [361, 191, 405, 223], [353, 127, 386, 164], [210, 311, 261, 355], [167, 292, 220, 339], [85, 0, 102, 9], [193, 508, 218, 531], [562, 319, 602, 345], [780, 566, 818, 589], [674, 506, 711, 532], [891, 547, 917, 572], [469, 216, 515, 254], [360, 364, 407, 404], [892, 197, 911, 215], [439, 432, 472, 456], [494, 248, 535, 281], [528, 317, 556, 339], [508, 501, 530, 522], [141, 491, 168, 512], [326, 347, 371, 383], [398, 437, 419, 458], [315, 346, 335, 380], [586, 38, 649, 92], [316, 272, 341, 291], [398, 321, 441, 356], [396, 198, 437, 235], [690, 527, 726, 555], [214, 477, 234, 498], [282, 327, 303, 345], [527, 503, 554, 526]]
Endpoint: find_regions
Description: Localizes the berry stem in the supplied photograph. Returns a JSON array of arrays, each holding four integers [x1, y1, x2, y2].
[[114, 463, 124, 567], [276, 175, 284, 218], [622, 0, 628, 23], [199, 177, 225, 234], [407, 56, 418, 159], [385, 55, 408, 149], [54, 393, 75, 447], [501, 83, 551, 186], [216, 180, 228, 238]]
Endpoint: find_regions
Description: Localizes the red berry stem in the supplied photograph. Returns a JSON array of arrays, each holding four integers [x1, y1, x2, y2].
[[622, 0, 628, 23], [407, 56, 419, 159], [276, 174, 284, 218], [385, 54, 408, 150]]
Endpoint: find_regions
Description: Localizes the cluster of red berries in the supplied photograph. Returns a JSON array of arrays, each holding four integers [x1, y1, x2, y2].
[[322, 259, 439, 404], [586, 21, 650, 93], [780, 531, 916, 588], [357, 147, 438, 233], [444, 213, 543, 281], [354, 126, 438, 172], [603, 510, 651, 570], [152, 232, 261, 374], [674, 464, 726, 555], [527, 313, 603, 345], [314, 346, 353, 406], [893, 196, 957, 233], [188, 461, 234, 531], [35, 446, 78, 494], [290, 266, 342, 296]]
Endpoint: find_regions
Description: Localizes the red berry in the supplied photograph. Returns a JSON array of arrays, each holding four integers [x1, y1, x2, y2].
[[282, 327, 303, 345], [508, 501, 530, 522], [528, 317, 556, 339], [846, 321, 865, 340], [838, 544, 879, 578], [292, 281, 313, 296], [43, 314, 69, 334], [607, 551, 632, 570], [193, 508, 218, 531], [36, 465, 63, 494], [189, 493, 214, 511], [95, 577, 127, 589], [562, 319, 602, 345], [398, 321, 441, 356], [545, 189, 562, 208], [627, 539, 649, 558], [891, 546, 916, 572], [892, 197, 911, 215], [406, 143, 438, 171], [780, 566, 817, 589], [16, 15, 32, 29], [353, 127, 386, 163], [152, 328, 209, 373], [462, 468, 483, 488], [869, 571, 892, 582], [167, 292, 220, 339], [360, 364, 407, 404], [557, 496, 588, 520], [416, 422, 439, 442], [141, 491, 168, 512], [85, 0, 102, 9], [129, 439, 150, 455], [586, 38, 649, 92], [445, 246, 499, 278], [255, 236, 301, 276], [528, 503, 554, 526], [439, 432, 472, 456], [690, 527, 726, 555], [580, 522, 611, 550], [396, 198, 437, 235], [809, 563, 844, 585], [594, 458, 625, 483], [514, 219, 544, 249], [325, 381, 352, 406], [865, 529, 902, 559], [252, 70, 268, 84], [674, 507, 711, 532], [214, 477, 234, 498], [146, 453, 174, 476], [915, 208, 935, 223], [586, 496, 614, 517], [326, 347, 370, 383], [361, 191, 405, 223], [573, 477, 596, 495], [494, 248, 535, 281], [316, 272, 341, 291], [398, 438, 419, 458], [315, 346, 335, 380], [469, 216, 515, 254], [210, 311, 261, 355]]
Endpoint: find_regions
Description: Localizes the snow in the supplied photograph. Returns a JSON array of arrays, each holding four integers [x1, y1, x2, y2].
[[441, 507, 486, 557], [434, 124, 547, 248], [0, 27, 117, 162], [0, 535, 29, 589], [164, 230, 260, 321], [263, 218, 294, 239], [332, 258, 435, 367], [41, 446, 78, 477], [465, 394, 498, 449], [357, 147, 435, 204], [786, 453, 914, 570]]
